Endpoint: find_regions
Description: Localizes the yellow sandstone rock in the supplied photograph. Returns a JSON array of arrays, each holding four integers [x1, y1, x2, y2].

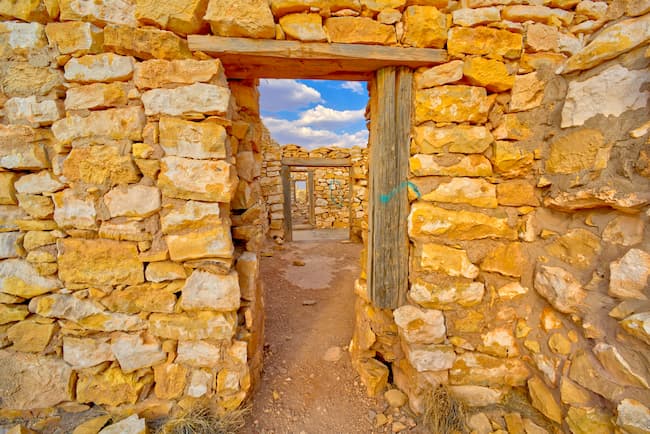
[[71, 415, 111, 434], [402, 6, 449, 48], [103, 25, 192, 60], [546, 129, 609, 174], [510, 72, 545, 112], [76, 365, 147, 407], [491, 141, 534, 178], [355, 357, 389, 396], [136, 0, 208, 35], [64, 83, 130, 110], [412, 124, 493, 154], [0, 304, 29, 325], [45, 22, 103, 56], [415, 85, 492, 124], [496, 180, 539, 206], [528, 376, 562, 423], [448, 26, 522, 60], [57, 238, 144, 286], [565, 407, 613, 434], [416, 243, 479, 278], [59, 0, 137, 26], [159, 117, 227, 160], [450, 352, 529, 386], [204, 0, 276, 39], [154, 363, 188, 399], [100, 283, 177, 314], [134, 59, 226, 89], [409, 154, 493, 177], [149, 311, 237, 340], [7, 318, 55, 352], [166, 226, 234, 262], [419, 177, 497, 208], [545, 228, 601, 269], [462, 56, 514, 92], [279, 13, 327, 42], [1, 62, 63, 98], [0, 173, 18, 205], [415, 61, 464, 89], [324, 17, 397, 45], [480, 242, 526, 277], [0, 0, 57, 23], [158, 157, 236, 203]]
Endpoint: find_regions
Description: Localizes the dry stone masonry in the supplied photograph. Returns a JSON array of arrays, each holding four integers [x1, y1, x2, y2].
[[0, 0, 649, 432]]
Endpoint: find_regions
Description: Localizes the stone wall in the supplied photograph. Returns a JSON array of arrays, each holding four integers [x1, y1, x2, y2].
[[0, 0, 649, 431]]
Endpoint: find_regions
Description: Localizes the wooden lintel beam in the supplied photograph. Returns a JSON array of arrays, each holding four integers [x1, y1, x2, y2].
[[188, 35, 447, 80], [282, 157, 351, 167]]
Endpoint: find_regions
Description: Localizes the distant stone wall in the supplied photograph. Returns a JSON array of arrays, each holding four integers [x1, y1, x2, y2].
[[0, 0, 649, 432]]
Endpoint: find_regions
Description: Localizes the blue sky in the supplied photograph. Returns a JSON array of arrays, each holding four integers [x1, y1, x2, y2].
[[259, 79, 369, 150]]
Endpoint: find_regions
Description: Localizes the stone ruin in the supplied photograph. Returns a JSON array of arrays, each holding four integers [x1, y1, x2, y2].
[[0, 0, 649, 432]]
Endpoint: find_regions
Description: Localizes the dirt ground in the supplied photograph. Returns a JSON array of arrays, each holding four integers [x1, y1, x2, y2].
[[243, 238, 385, 434]]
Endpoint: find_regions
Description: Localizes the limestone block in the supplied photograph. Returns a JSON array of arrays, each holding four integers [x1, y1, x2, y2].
[[78, 311, 147, 332], [561, 65, 649, 128], [186, 369, 212, 397], [496, 180, 539, 206], [64, 53, 135, 83], [452, 7, 500, 26], [28, 293, 102, 321], [393, 305, 445, 344], [159, 117, 227, 160], [65, 82, 130, 110], [528, 377, 562, 423], [59, 0, 137, 26], [621, 312, 650, 345], [416, 243, 479, 278], [0, 351, 72, 410], [534, 265, 587, 314], [0, 127, 50, 170], [412, 124, 492, 154], [617, 399, 650, 434], [546, 128, 609, 174], [463, 57, 514, 92], [403, 343, 456, 372], [324, 17, 396, 45], [415, 85, 491, 124], [593, 343, 649, 388], [100, 283, 177, 313], [63, 336, 115, 369], [45, 22, 103, 56], [52, 106, 145, 144], [158, 156, 235, 202], [15, 171, 64, 195], [62, 145, 140, 185], [481, 242, 526, 277], [142, 83, 231, 117], [448, 26, 522, 60], [160, 200, 221, 234], [103, 24, 192, 60], [7, 318, 55, 352], [603, 215, 644, 246], [408, 202, 517, 241], [204, 0, 275, 39], [545, 228, 601, 269], [52, 189, 97, 230], [236, 251, 259, 301], [111, 332, 166, 373], [0, 0, 57, 22], [104, 184, 160, 218], [5, 96, 63, 127], [510, 72, 545, 112], [450, 352, 529, 386], [17, 193, 53, 219], [180, 270, 240, 311], [270, 0, 361, 16], [176, 340, 222, 367], [355, 357, 389, 396], [0, 62, 63, 97], [76, 366, 145, 407], [148, 311, 237, 340], [145, 261, 186, 282], [0, 206, 28, 232], [402, 6, 448, 48], [479, 328, 518, 357], [0, 259, 61, 298], [136, 0, 208, 35], [0, 304, 29, 324], [0, 173, 17, 205], [545, 188, 650, 213], [153, 363, 187, 399], [98, 415, 146, 434], [279, 13, 327, 42], [419, 178, 497, 208], [562, 14, 650, 73], [57, 238, 144, 286], [0, 232, 21, 259], [409, 279, 484, 309], [502, 5, 573, 24], [415, 60, 464, 89], [566, 407, 614, 434], [134, 59, 226, 89], [491, 141, 534, 177], [525, 23, 559, 52], [166, 225, 234, 262]]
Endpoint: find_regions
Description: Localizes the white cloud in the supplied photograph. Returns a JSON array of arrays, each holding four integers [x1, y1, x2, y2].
[[296, 105, 365, 129], [263, 116, 369, 150], [259, 79, 322, 112], [341, 81, 365, 94]]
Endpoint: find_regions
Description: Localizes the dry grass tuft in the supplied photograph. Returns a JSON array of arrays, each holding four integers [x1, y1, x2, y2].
[[422, 384, 467, 434], [156, 403, 249, 434]]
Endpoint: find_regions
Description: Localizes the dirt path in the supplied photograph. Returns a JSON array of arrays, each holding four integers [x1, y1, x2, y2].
[[243, 239, 378, 434]]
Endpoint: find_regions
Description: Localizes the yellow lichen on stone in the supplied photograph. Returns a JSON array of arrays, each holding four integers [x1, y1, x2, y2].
[[462, 57, 514, 92], [448, 26, 523, 60], [480, 242, 526, 277], [76, 365, 147, 407], [546, 129, 609, 174], [402, 6, 449, 48], [324, 17, 397, 45]]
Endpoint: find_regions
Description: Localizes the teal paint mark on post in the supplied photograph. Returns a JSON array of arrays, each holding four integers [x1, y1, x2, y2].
[[380, 181, 421, 203]]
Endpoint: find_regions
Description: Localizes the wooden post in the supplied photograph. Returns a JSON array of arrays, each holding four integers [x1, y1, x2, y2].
[[308, 171, 315, 227], [281, 165, 293, 242], [367, 66, 412, 309], [348, 166, 354, 241]]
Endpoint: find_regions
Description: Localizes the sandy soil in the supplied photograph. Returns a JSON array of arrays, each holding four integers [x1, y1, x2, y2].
[[243, 239, 380, 434]]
